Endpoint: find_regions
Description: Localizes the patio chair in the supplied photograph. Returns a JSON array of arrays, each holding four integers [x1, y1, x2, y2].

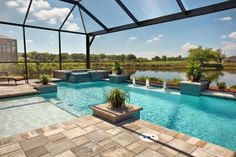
[[0, 71, 26, 85]]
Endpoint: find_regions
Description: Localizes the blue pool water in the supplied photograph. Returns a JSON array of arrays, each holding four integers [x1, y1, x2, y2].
[[40, 81, 236, 150]]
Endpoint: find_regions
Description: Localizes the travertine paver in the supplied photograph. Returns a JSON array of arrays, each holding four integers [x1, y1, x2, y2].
[[111, 132, 139, 146], [24, 146, 48, 157], [20, 135, 48, 151], [54, 150, 76, 157], [45, 138, 75, 156], [135, 148, 165, 157], [126, 141, 148, 154], [87, 130, 112, 143], [168, 138, 197, 154], [0, 115, 235, 157], [100, 145, 135, 157], [62, 127, 87, 139], [71, 142, 104, 157]]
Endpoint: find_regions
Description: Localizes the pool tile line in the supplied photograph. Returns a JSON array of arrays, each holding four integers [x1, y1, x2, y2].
[[0, 115, 235, 157]]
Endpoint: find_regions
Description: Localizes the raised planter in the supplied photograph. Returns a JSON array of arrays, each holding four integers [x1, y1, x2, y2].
[[90, 104, 143, 123], [109, 74, 129, 84], [180, 81, 209, 96], [33, 82, 57, 94]]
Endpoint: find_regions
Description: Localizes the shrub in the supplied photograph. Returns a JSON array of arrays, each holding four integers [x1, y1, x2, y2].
[[166, 78, 182, 85], [106, 88, 129, 108], [216, 82, 226, 90], [186, 63, 202, 82], [112, 62, 123, 75], [230, 85, 236, 90], [39, 74, 50, 85]]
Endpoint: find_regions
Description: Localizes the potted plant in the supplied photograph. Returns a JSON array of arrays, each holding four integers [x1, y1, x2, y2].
[[180, 63, 209, 96], [109, 62, 129, 83], [90, 88, 142, 123], [186, 63, 202, 82], [33, 74, 57, 93]]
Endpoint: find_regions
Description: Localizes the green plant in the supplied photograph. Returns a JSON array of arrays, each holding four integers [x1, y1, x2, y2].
[[216, 82, 226, 90], [106, 88, 129, 108], [39, 74, 50, 85], [230, 85, 236, 90], [112, 62, 123, 75], [166, 78, 182, 85], [186, 63, 202, 82]]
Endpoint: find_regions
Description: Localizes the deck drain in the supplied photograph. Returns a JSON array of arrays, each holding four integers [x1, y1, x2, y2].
[[139, 133, 159, 142]]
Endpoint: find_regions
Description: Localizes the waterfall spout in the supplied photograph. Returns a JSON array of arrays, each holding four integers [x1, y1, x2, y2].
[[132, 77, 136, 86], [163, 82, 167, 91], [146, 79, 150, 88]]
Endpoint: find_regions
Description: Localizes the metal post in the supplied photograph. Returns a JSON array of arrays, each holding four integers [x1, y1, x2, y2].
[[58, 31, 62, 70], [86, 35, 90, 69], [22, 26, 29, 83]]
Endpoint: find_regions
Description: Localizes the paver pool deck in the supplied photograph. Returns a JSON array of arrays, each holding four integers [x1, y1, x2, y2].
[[0, 115, 235, 157]]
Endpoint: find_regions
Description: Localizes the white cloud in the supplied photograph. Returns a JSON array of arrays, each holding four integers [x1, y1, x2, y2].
[[26, 39, 34, 44], [64, 22, 80, 31], [27, 19, 35, 23], [219, 17, 232, 21], [147, 37, 160, 43], [228, 32, 236, 39], [222, 41, 236, 51], [181, 42, 197, 51], [33, 7, 70, 25], [6, 1, 19, 7], [221, 35, 227, 39], [157, 34, 163, 38], [128, 37, 137, 40]]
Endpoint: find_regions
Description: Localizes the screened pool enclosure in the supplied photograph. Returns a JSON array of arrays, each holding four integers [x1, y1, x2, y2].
[[0, 0, 236, 81]]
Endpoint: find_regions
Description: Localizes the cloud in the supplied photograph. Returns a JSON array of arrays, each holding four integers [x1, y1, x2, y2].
[[219, 17, 232, 21], [221, 35, 227, 39], [222, 41, 236, 51], [33, 8, 70, 25], [228, 32, 236, 39], [157, 34, 163, 38], [6, 1, 19, 7], [147, 36, 160, 43], [26, 39, 34, 44], [64, 22, 80, 31], [128, 37, 137, 40], [181, 42, 197, 51]]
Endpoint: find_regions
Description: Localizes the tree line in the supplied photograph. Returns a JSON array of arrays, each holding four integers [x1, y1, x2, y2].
[[19, 51, 185, 62], [18, 47, 225, 63]]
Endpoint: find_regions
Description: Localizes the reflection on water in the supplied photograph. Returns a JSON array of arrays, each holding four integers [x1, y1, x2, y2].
[[130, 70, 236, 86]]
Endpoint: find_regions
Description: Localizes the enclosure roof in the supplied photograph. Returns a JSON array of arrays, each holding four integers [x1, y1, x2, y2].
[[0, 0, 236, 36]]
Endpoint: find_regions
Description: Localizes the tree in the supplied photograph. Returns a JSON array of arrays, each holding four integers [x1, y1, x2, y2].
[[188, 46, 216, 66], [162, 55, 167, 61], [177, 55, 182, 61], [127, 54, 136, 62], [213, 49, 226, 63], [152, 56, 161, 61]]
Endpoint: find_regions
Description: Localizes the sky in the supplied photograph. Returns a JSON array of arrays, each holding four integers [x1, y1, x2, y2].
[[0, 0, 236, 59]]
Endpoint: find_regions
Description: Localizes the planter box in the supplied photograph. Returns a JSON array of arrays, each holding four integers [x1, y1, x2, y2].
[[33, 82, 57, 94], [180, 81, 209, 96], [109, 74, 129, 84], [90, 104, 143, 123]]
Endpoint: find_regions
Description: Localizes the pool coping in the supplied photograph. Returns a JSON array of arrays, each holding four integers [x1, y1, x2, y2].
[[0, 115, 235, 157]]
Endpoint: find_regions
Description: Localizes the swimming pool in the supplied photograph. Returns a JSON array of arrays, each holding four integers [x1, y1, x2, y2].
[[0, 81, 236, 151], [38, 81, 236, 151]]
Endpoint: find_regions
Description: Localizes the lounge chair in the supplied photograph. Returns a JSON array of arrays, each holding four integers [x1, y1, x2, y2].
[[0, 71, 26, 85]]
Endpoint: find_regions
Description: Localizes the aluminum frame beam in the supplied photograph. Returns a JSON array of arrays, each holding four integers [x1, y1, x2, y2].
[[87, 0, 236, 36]]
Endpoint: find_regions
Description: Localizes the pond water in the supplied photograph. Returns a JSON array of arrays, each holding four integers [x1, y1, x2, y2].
[[131, 70, 236, 86]]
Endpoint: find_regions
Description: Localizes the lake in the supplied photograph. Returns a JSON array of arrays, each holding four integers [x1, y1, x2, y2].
[[130, 70, 236, 86]]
